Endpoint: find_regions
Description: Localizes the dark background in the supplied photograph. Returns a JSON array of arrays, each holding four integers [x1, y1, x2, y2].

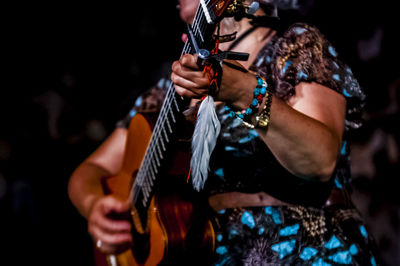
[[1, 0, 399, 265]]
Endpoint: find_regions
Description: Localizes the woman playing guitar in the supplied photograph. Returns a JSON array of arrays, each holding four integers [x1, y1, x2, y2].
[[69, 0, 379, 265]]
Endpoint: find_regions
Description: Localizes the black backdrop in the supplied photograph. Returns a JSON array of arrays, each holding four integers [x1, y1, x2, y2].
[[1, 1, 399, 265]]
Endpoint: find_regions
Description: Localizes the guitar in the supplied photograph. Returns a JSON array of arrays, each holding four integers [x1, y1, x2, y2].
[[96, 1, 235, 265]]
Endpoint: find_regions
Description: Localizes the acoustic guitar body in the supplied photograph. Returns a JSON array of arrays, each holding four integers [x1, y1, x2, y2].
[[95, 113, 215, 266]]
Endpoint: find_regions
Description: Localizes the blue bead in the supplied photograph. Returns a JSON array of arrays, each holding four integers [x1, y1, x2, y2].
[[260, 87, 266, 94], [238, 114, 244, 119], [251, 99, 258, 106], [359, 225, 368, 238], [328, 46, 338, 57], [254, 88, 260, 95], [245, 108, 253, 115], [333, 74, 340, 81]]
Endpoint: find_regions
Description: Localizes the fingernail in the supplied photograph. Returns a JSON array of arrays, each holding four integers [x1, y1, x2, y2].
[[181, 33, 188, 43]]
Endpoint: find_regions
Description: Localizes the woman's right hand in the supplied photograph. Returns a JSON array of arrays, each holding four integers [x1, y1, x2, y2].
[[88, 195, 133, 254]]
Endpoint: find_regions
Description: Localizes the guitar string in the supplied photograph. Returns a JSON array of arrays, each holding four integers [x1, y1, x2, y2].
[[137, 3, 213, 205], [131, 46, 191, 204], [131, 0, 212, 206], [134, 1, 211, 204], [136, 2, 207, 192], [134, 2, 209, 204]]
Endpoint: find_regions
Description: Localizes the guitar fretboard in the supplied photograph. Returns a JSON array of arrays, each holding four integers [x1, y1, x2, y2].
[[131, 0, 220, 208]]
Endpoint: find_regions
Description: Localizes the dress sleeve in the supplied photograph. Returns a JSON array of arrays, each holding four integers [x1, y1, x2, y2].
[[272, 23, 366, 131], [115, 78, 170, 129]]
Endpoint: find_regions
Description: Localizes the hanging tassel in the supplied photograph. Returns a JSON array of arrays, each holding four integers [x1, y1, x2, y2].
[[190, 95, 221, 191]]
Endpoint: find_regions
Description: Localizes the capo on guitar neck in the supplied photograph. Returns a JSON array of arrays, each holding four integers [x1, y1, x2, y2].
[[186, 23, 249, 66]]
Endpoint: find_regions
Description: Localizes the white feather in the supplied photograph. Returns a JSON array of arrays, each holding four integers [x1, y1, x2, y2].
[[190, 96, 221, 191]]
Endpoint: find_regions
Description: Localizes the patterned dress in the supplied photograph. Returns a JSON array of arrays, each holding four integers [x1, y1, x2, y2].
[[118, 23, 379, 265]]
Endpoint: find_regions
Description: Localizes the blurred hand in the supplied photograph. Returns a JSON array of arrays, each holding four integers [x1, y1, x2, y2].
[[88, 195, 132, 254]]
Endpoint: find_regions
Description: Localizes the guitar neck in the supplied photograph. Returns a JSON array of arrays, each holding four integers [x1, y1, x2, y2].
[[131, 0, 232, 209]]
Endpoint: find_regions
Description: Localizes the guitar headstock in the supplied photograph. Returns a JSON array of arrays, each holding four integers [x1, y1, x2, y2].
[[200, 0, 235, 23], [210, 0, 236, 18], [208, 0, 261, 22]]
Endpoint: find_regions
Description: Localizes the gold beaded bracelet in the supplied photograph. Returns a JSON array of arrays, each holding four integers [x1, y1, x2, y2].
[[242, 89, 273, 129], [255, 89, 273, 128]]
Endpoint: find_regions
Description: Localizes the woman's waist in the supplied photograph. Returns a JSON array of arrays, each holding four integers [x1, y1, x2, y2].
[[208, 188, 351, 211]]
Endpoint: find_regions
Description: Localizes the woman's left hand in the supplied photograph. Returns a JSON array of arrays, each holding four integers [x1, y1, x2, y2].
[[171, 54, 256, 111], [171, 54, 211, 99]]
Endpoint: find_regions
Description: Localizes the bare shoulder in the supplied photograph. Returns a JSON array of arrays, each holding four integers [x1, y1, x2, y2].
[[288, 82, 346, 136]]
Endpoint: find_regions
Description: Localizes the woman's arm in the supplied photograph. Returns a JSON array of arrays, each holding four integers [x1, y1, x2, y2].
[[68, 127, 133, 254], [171, 54, 346, 181], [68, 127, 127, 218], [259, 81, 346, 181]]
